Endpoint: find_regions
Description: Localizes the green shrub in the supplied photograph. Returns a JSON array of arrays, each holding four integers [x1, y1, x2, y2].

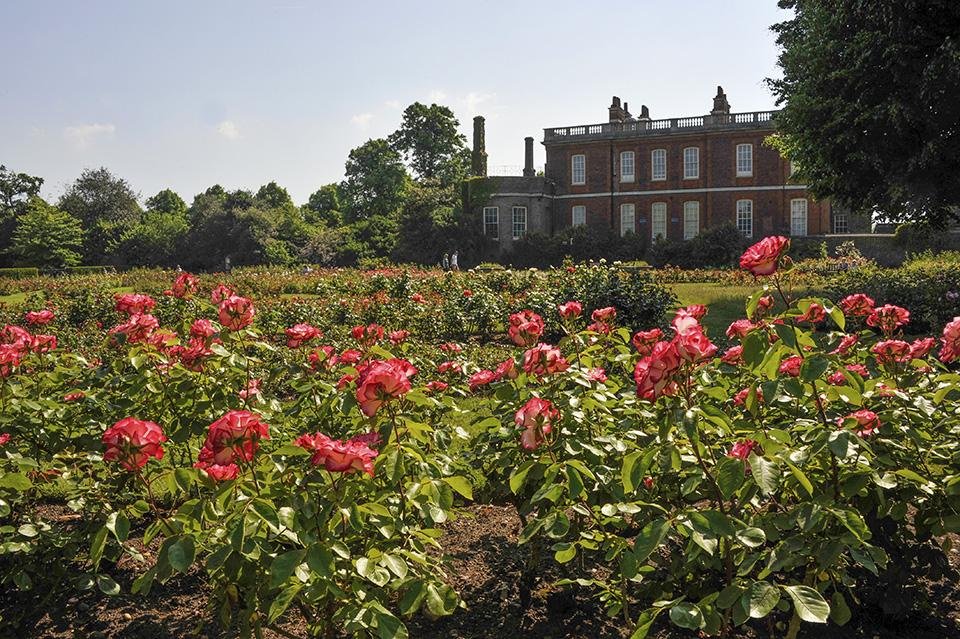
[[648, 224, 749, 268], [829, 260, 960, 331], [0, 267, 40, 279]]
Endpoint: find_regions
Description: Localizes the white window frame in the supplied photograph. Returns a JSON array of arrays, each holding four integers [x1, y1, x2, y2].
[[620, 203, 635, 237], [512, 206, 527, 239], [833, 212, 848, 234], [683, 201, 700, 240], [572, 205, 586, 227], [736, 199, 753, 238], [571, 154, 586, 185], [651, 149, 666, 181], [683, 147, 699, 179], [619, 151, 635, 183], [483, 206, 499, 239], [736, 143, 753, 177], [790, 199, 808, 236], [651, 202, 667, 240]]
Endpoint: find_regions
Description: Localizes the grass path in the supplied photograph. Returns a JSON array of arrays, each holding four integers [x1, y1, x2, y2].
[[669, 282, 762, 338]]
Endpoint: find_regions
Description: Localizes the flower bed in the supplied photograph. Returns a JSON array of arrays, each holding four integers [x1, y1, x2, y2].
[[1, 240, 959, 638]]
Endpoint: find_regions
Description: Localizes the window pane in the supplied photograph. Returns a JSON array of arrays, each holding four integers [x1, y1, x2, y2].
[[736, 200, 753, 238], [683, 202, 699, 240], [651, 203, 667, 240], [620, 152, 635, 182], [736, 144, 753, 176], [483, 206, 499, 239], [572, 205, 586, 227], [572, 155, 585, 185], [512, 206, 527, 239], [834, 212, 848, 234], [620, 203, 635, 237], [790, 199, 808, 236], [683, 147, 699, 179], [652, 149, 666, 180]]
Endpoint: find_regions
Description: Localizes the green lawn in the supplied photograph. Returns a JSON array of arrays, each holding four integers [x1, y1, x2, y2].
[[669, 283, 763, 338], [0, 291, 32, 305]]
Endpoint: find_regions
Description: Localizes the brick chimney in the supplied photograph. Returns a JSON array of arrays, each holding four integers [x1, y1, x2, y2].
[[711, 86, 731, 116], [608, 96, 626, 123], [523, 137, 535, 176], [472, 116, 487, 177]]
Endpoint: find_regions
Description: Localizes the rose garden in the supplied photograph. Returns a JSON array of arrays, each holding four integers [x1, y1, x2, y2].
[[0, 238, 958, 638]]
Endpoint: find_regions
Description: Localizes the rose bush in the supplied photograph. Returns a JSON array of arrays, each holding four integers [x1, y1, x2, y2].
[[0, 252, 958, 638]]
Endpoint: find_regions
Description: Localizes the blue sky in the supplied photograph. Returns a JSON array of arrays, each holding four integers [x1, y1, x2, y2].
[[1, 0, 792, 205]]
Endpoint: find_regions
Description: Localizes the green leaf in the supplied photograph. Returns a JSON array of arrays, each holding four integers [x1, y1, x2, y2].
[[716, 456, 745, 499], [167, 536, 196, 573], [0, 473, 32, 491], [801, 356, 830, 382], [554, 543, 577, 564], [90, 526, 108, 570], [306, 545, 334, 577], [251, 498, 281, 532], [622, 450, 644, 493], [783, 585, 830, 623], [96, 574, 121, 596], [830, 591, 851, 625], [375, 607, 409, 639], [441, 476, 472, 500], [18, 523, 38, 538], [425, 583, 459, 617], [382, 554, 408, 579], [786, 461, 814, 497], [565, 465, 584, 499], [749, 454, 781, 495], [172, 468, 194, 493], [831, 509, 869, 542], [267, 584, 303, 624], [106, 511, 130, 542], [736, 527, 766, 548], [744, 580, 780, 618], [633, 518, 670, 562], [630, 608, 661, 639], [509, 461, 535, 494], [270, 550, 306, 588], [669, 602, 703, 630]]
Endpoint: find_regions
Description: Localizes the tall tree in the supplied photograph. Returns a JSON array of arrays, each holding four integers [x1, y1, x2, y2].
[[8, 197, 84, 267], [389, 102, 470, 187], [58, 167, 142, 264], [255, 181, 294, 209], [769, 0, 960, 225], [145, 189, 187, 216], [340, 139, 410, 222], [0, 165, 45, 266], [304, 184, 343, 227]]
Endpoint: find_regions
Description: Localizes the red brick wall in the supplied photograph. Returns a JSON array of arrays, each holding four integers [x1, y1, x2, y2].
[[545, 128, 831, 239]]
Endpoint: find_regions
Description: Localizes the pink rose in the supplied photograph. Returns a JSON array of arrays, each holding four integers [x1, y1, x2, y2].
[[25, 309, 55, 326], [210, 284, 234, 305], [727, 439, 757, 460], [514, 397, 559, 450], [218, 295, 256, 331], [831, 334, 859, 355], [114, 293, 156, 315], [726, 319, 757, 340], [721, 345, 743, 365], [558, 301, 583, 319], [508, 311, 545, 347], [797, 302, 826, 324], [102, 418, 166, 471], [591, 307, 617, 323], [171, 272, 199, 299], [872, 340, 911, 364], [286, 323, 322, 348], [389, 329, 410, 345], [739, 236, 790, 277], [634, 341, 681, 401], [838, 409, 880, 437], [840, 294, 875, 317], [468, 369, 497, 391], [867, 305, 910, 336], [778, 356, 802, 377], [940, 317, 960, 363], [355, 359, 416, 417], [196, 410, 270, 466], [632, 328, 664, 355], [522, 344, 570, 376], [351, 323, 384, 347], [908, 337, 936, 360], [296, 432, 378, 476]]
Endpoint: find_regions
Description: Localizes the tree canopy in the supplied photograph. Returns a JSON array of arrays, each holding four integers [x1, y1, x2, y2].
[[8, 197, 85, 267], [389, 102, 470, 187], [769, 0, 960, 225], [340, 139, 410, 222]]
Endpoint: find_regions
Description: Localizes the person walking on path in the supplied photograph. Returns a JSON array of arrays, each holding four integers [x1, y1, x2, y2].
[[450, 250, 460, 271], [442, 253, 450, 271]]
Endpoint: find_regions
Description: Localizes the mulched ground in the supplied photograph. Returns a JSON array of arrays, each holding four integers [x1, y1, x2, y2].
[[2, 504, 959, 638]]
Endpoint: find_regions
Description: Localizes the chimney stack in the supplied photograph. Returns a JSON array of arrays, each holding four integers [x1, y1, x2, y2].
[[472, 116, 488, 177], [608, 96, 626, 123], [523, 137, 535, 176], [711, 86, 731, 116]]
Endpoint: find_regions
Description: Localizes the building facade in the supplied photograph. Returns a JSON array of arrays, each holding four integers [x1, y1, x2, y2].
[[469, 87, 860, 254]]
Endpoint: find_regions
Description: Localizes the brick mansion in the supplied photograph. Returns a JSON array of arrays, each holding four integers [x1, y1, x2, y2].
[[468, 87, 859, 253]]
